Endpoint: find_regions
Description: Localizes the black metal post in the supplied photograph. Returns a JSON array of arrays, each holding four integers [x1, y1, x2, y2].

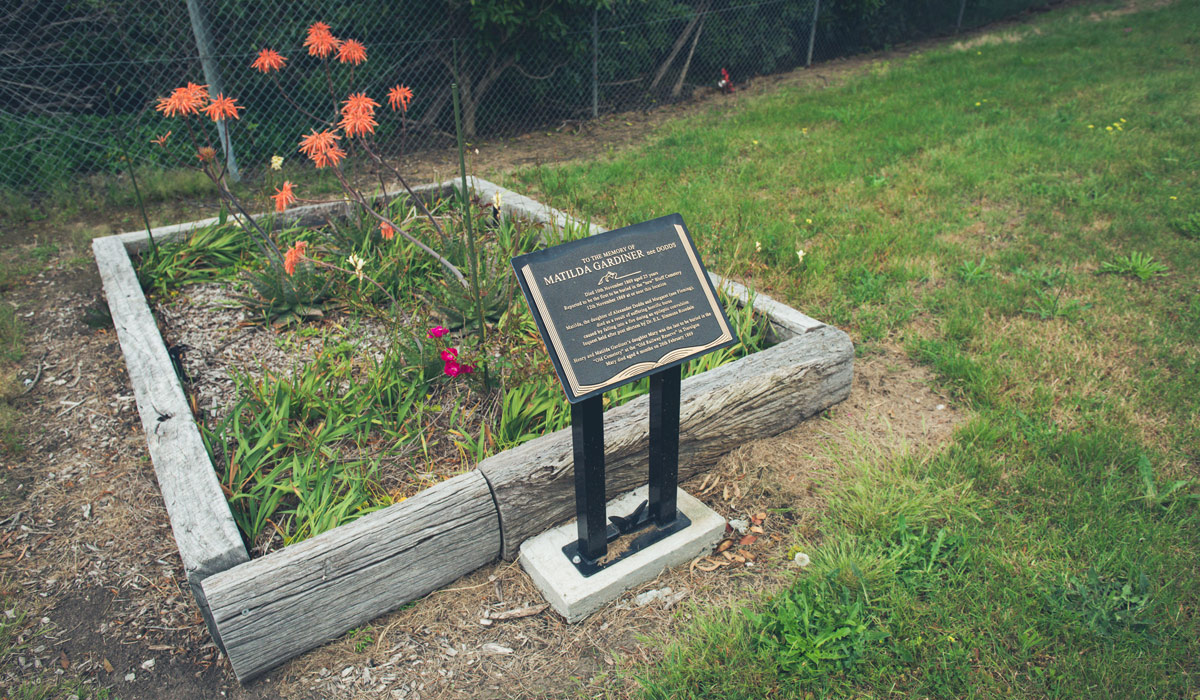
[[572, 396, 607, 560], [648, 364, 681, 526]]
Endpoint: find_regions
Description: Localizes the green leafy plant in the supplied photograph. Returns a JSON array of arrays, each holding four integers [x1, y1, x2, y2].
[[348, 626, 375, 653], [136, 221, 252, 294], [238, 256, 334, 328], [202, 339, 430, 547], [1018, 266, 1088, 320], [886, 516, 967, 587], [745, 573, 881, 680], [1171, 211, 1200, 240], [1044, 568, 1154, 637], [495, 376, 573, 450], [1136, 454, 1196, 510], [1099, 251, 1169, 281], [955, 256, 991, 283]]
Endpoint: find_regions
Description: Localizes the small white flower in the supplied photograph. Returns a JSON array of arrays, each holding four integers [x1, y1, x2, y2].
[[796, 249, 805, 264], [270, 155, 283, 171], [792, 551, 811, 567], [755, 241, 762, 253], [347, 254, 366, 281]]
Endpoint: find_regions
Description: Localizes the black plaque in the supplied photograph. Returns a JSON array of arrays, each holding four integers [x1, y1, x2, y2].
[[512, 213, 736, 403]]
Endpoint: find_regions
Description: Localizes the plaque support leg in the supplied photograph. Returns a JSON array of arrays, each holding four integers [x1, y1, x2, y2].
[[572, 396, 607, 561], [648, 364, 681, 526]]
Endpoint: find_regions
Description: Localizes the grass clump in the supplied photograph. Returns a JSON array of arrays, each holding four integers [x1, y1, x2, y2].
[[1098, 251, 1169, 281]]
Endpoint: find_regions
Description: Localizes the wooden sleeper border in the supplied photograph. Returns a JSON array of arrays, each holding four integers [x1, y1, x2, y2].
[[93, 178, 853, 682]]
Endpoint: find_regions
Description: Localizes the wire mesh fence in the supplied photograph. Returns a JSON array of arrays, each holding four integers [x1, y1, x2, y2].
[[0, 0, 1052, 195]]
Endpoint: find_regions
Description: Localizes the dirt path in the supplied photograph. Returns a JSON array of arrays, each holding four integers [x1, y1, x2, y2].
[[0, 10, 1064, 695]]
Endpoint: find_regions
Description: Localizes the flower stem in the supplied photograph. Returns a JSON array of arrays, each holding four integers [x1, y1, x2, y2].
[[452, 82, 487, 347], [270, 74, 332, 125], [116, 128, 156, 255], [329, 165, 467, 286], [358, 140, 447, 245]]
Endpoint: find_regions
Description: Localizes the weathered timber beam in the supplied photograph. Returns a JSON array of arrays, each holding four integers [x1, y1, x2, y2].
[[200, 471, 501, 683], [479, 324, 853, 559], [91, 236, 248, 650]]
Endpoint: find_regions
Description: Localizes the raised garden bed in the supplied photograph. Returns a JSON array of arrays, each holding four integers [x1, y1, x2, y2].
[[93, 178, 853, 682]]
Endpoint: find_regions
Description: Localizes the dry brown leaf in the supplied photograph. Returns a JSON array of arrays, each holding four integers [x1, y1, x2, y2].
[[738, 534, 758, 546], [750, 525, 765, 534], [58, 651, 69, 670], [690, 555, 705, 573], [694, 560, 721, 572], [722, 484, 731, 501], [721, 550, 735, 561], [102, 658, 114, 673], [741, 551, 757, 561], [715, 539, 732, 553], [755, 511, 768, 522]]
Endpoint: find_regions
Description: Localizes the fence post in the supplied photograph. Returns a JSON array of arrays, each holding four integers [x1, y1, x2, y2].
[[591, 9, 599, 119], [956, 0, 967, 33], [806, 0, 821, 68], [186, 0, 240, 181]]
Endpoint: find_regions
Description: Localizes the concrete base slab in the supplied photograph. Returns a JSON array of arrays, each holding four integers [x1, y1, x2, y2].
[[519, 486, 725, 623]]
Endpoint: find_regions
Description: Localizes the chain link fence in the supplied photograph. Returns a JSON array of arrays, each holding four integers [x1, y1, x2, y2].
[[0, 0, 1050, 195]]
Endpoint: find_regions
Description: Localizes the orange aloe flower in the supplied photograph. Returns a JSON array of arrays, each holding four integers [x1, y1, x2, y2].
[[311, 144, 346, 169], [251, 48, 287, 73], [155, 82, 209, 117], [337, 39, 367, 66], [387, 84, 414, 112], [150, 131, 172, 147], [342, 92, 379, 117], [196, 146, 217, 162], [298, 129, 338, 158], [339, 92, 379, 137], [202, 93, 242, 122], [273, 181, 297, 212], [380, 221, 395, 240], [298, 129, 345, 169], [283, 240, 308, 276], [304, 21, 340, 59]]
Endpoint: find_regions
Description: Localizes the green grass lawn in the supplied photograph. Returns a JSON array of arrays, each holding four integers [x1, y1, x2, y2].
[[515, 0, 1200, 696]]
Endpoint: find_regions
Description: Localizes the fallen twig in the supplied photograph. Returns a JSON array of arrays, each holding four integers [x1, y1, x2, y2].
[[485, 604, 548, 621], [20, 349, 49, 395]]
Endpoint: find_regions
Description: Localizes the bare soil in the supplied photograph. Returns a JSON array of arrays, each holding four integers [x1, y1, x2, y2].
[[0, 13, 1042, 697]]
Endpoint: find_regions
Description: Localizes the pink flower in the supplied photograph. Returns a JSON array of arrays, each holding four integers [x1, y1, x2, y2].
[[440, 348, 458, 362], [462, 364, 475, 374], [427, 326, 448, 339], [443, 360, 461, 377]]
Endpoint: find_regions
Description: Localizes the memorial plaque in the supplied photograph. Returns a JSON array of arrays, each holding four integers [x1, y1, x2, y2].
[[512, 213, 736, 403]]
